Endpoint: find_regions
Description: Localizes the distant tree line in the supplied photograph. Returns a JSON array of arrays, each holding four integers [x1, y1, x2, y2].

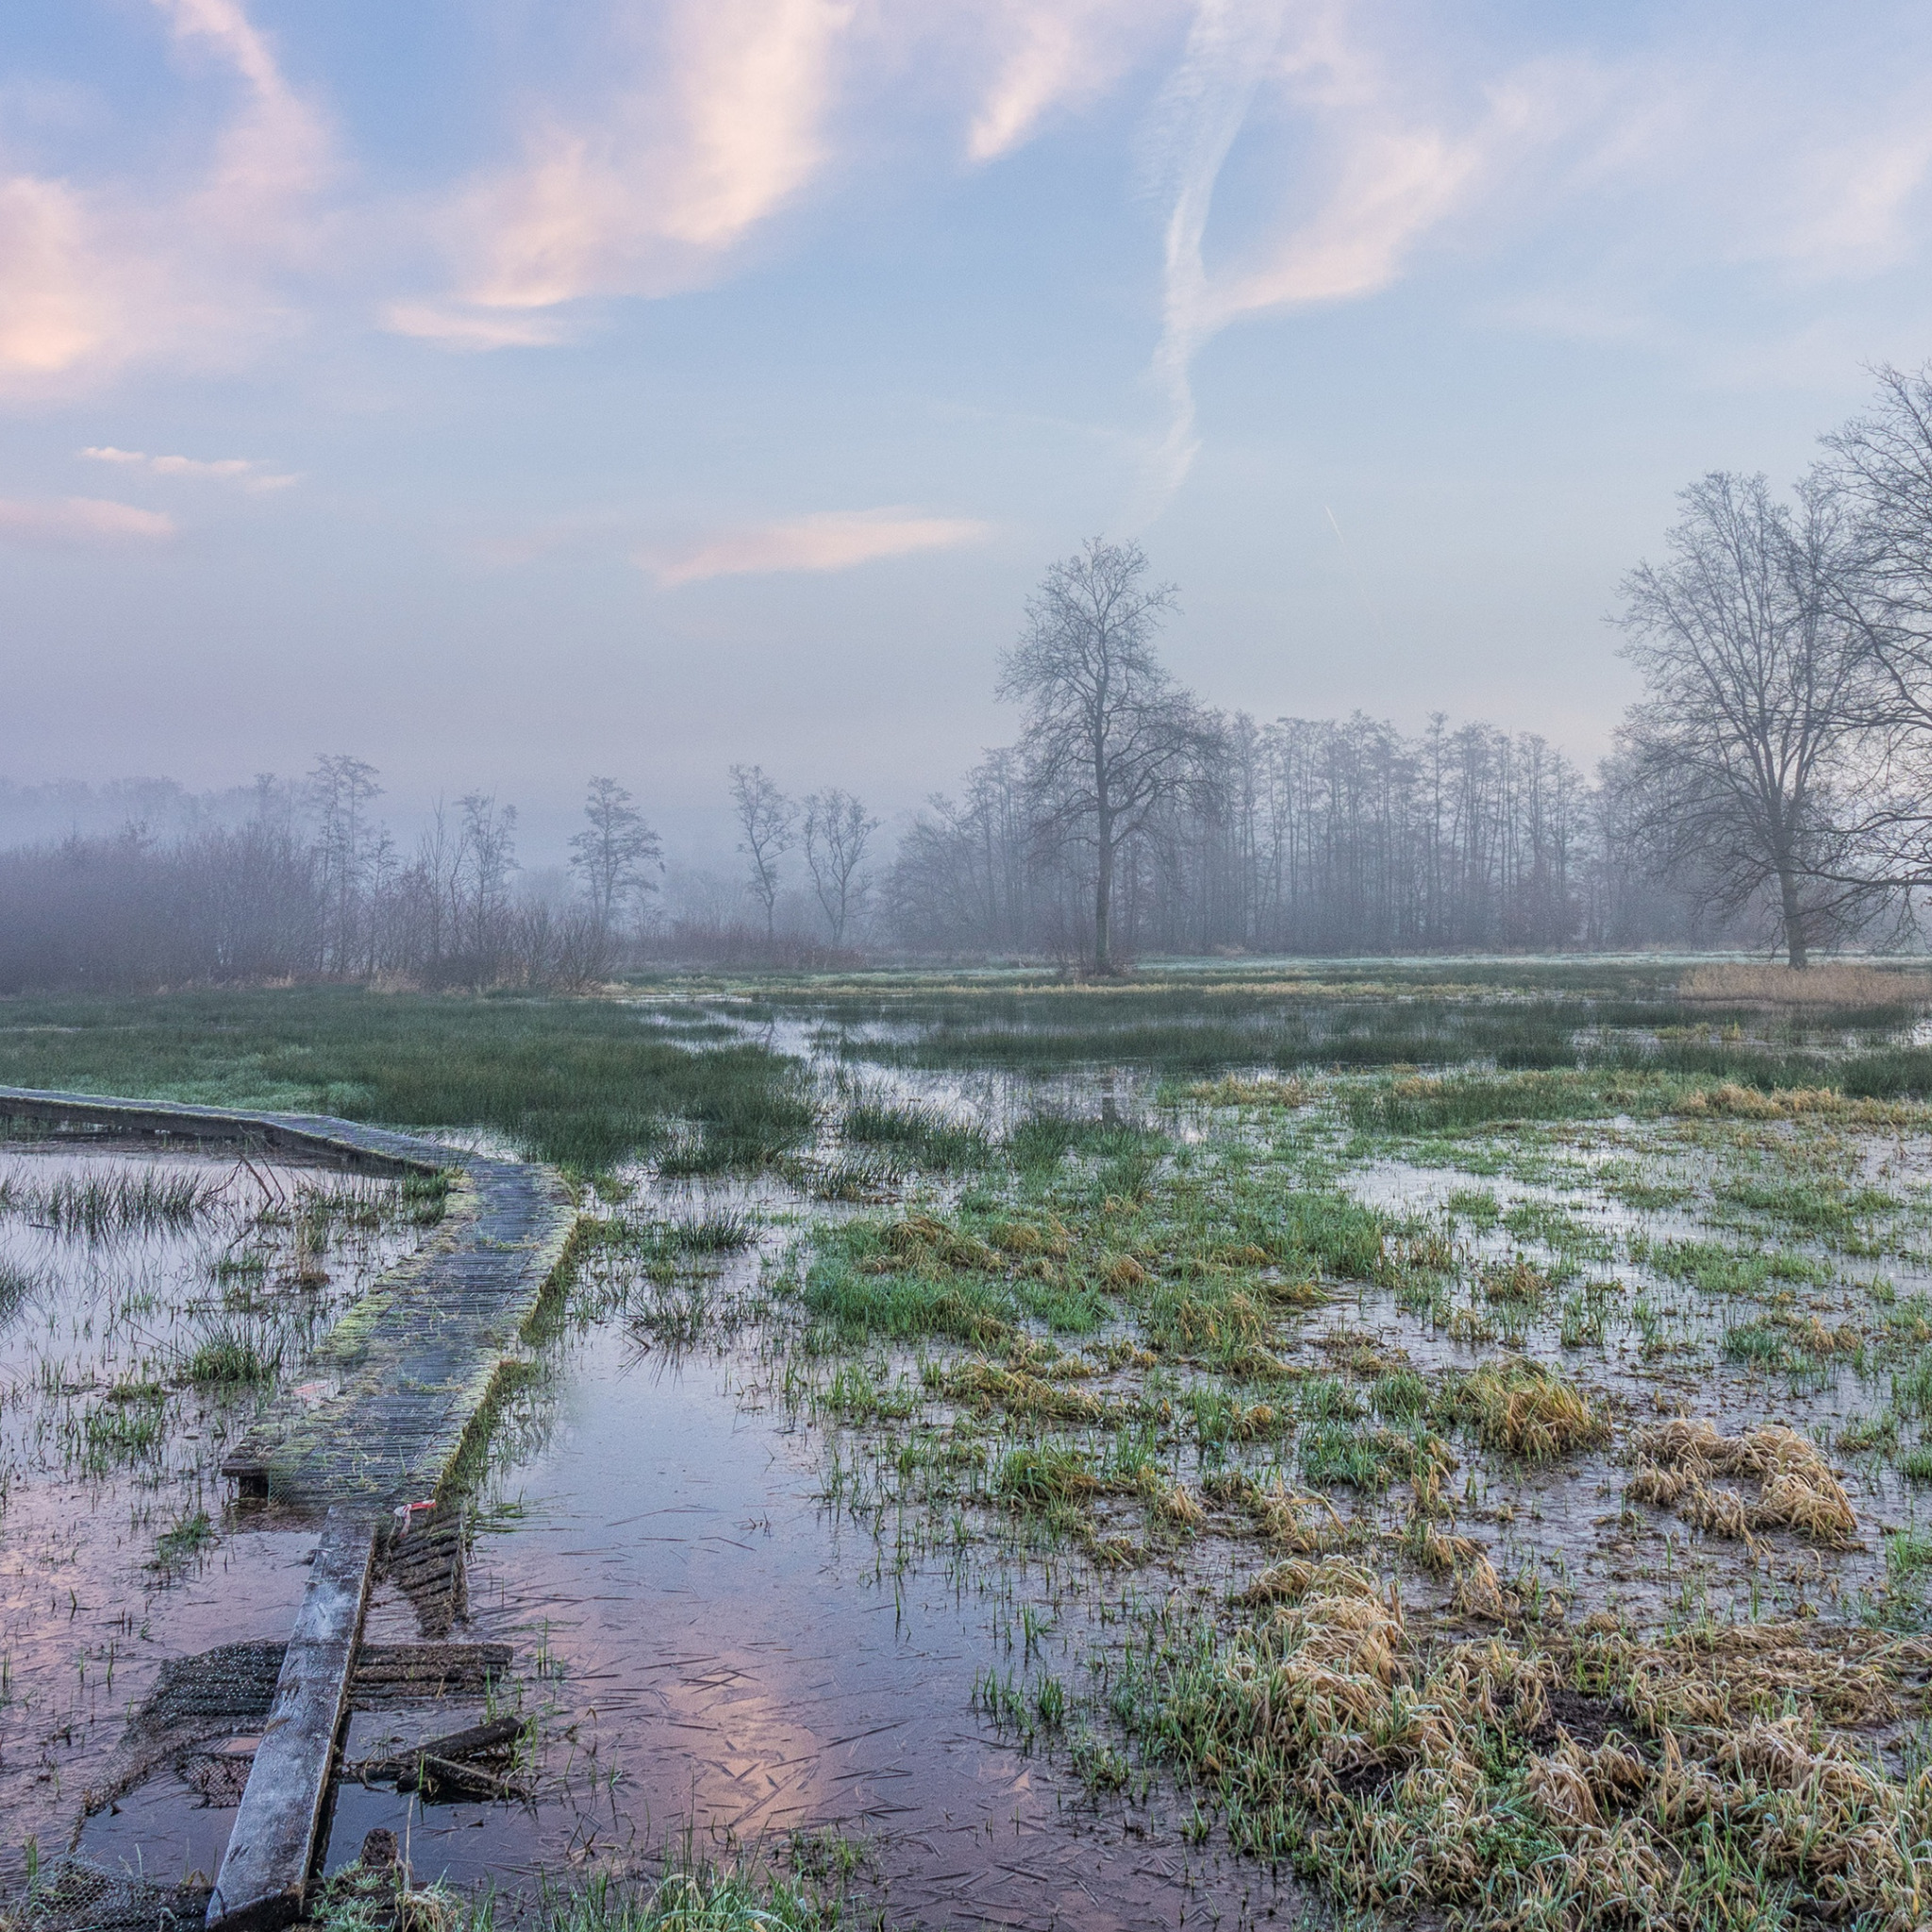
[[881, 540, 1713, 964], [884, 703, 1700, 961], [9, 359, 1932, 986], [0, 766, 656, 993], [888, 361, 1932, 971]]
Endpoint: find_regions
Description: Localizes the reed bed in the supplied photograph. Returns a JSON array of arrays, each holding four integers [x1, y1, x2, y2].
[[1680, 960, 1932, 1007], [0, 1164, 223, 1238]]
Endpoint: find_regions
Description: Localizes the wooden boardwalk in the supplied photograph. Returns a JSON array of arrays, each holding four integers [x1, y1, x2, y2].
[[0, 1087, 579, 1928], [0, 1085, 577, 1511]]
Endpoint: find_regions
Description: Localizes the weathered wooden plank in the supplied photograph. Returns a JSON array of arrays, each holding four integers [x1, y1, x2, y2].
[[207, 1512, 377, 1932], [353, 1640, 514, 1705]]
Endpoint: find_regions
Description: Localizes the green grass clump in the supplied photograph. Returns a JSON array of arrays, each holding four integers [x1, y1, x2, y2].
[[1371, 1369, 1430, 1420], [996, 1443, 1099, 1508], [184, 1324, 282, 1385], [1347, 1068, 1665, 1134], [81, 1395, 167, 1467], [153, 1508, 216, 1574], [842, 1098, 990, 1169], [0, 1164, 222, 1239], [1298, 1419, 1414, 1489], [803, 1257, 1019, 1345], [1007, 1113, 1166, 1172], [663, 1211, 758, 1251], [1632, 1236, 1830, 1296]]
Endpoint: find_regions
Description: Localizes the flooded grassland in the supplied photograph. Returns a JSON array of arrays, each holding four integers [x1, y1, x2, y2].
[[10, 963, 1932, 1931]]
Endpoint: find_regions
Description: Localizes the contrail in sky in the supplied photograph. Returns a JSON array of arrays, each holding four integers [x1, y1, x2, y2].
[[1134, 0, 1291, 520]]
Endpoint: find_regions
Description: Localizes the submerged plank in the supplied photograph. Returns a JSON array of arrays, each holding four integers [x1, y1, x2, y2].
[[206, 1512, 377, 1932]]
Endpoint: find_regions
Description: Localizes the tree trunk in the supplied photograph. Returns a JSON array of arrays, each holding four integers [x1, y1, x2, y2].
[[1778, 867, 1809, 969], [1093, 837, 1112, 974]]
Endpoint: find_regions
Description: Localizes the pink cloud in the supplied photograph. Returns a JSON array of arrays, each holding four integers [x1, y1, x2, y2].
[[0, 0, 331, 397], [638, 508, 989, 585], [0, 497, 177, 543]]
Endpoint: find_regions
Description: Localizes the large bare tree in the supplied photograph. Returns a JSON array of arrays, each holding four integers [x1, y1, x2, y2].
[[1821, 361, 1932, 884], [802, 788, 879, 946], [999, 539, 1205, 973], [1616, 471, 1880, 966]]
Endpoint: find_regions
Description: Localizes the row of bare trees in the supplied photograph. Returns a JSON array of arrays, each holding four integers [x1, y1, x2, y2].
[[1614, 363, 1932, 966], [19, 363, 1932, 989], [724, 766, 881, 948], [882, 540, 1703, 964]]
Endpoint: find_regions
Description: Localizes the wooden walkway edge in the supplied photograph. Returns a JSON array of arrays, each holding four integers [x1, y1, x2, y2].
[[206, 1511, 378, 1931]]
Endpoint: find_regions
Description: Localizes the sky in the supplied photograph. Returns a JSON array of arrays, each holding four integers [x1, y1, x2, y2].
[[5, 0, 1932, 861]]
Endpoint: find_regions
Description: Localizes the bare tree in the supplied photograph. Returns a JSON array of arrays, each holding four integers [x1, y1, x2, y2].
[[308, 753, 381, 974], [998, 537, 1204, 973], [569, 776, 661, 936], [802, 789, 880, 945], [729, 764, 794, 942], [457, 791, 519, 967], [1616, 472, 1880, 967], [1821, 361, 1932, 884]]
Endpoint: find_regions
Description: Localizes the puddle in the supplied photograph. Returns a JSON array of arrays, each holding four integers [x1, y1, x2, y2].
[[319, 1307, 1279, 1927]]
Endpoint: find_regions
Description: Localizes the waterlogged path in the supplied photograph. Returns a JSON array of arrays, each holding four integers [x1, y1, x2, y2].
[[0, 1087, 576, 1513], [0, 1088, 574, 1926], [326, 1285, 1274, 1929]]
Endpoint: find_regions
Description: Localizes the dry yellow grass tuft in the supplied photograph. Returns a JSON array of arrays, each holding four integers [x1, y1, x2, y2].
[[1249, 1482, 1351, 1552], [1186, 1074, 1311, 1108], [1628, 1418, 1858, 1547], [1450, 1553, 1514, 1622], [1674, 1081, 1926, 1125], [1456, 1357, 1607, 1462], [1183, 1563, 1932, 1926], [1678, 960, 1931, 1007], [1158, 1480, 1207, 1526], [941, 1357, 1107, 1423], [988, 1217, 1072, 1258], [878, 1212, 1000, 1271]]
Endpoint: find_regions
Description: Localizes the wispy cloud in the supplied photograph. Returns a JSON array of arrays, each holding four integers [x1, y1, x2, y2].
[[80, 445, 297, 489], [396, 0, 854, 344], [638, 508, 989, 585], [1141, 0, 1290, 505], [0, 496, 176, 543], [381, 303, 575, 352], [1137, 1, 1592, 508], [0, 0, 331, 396], [966, 0, 1174, 162], [158, 0, 332, 229]]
